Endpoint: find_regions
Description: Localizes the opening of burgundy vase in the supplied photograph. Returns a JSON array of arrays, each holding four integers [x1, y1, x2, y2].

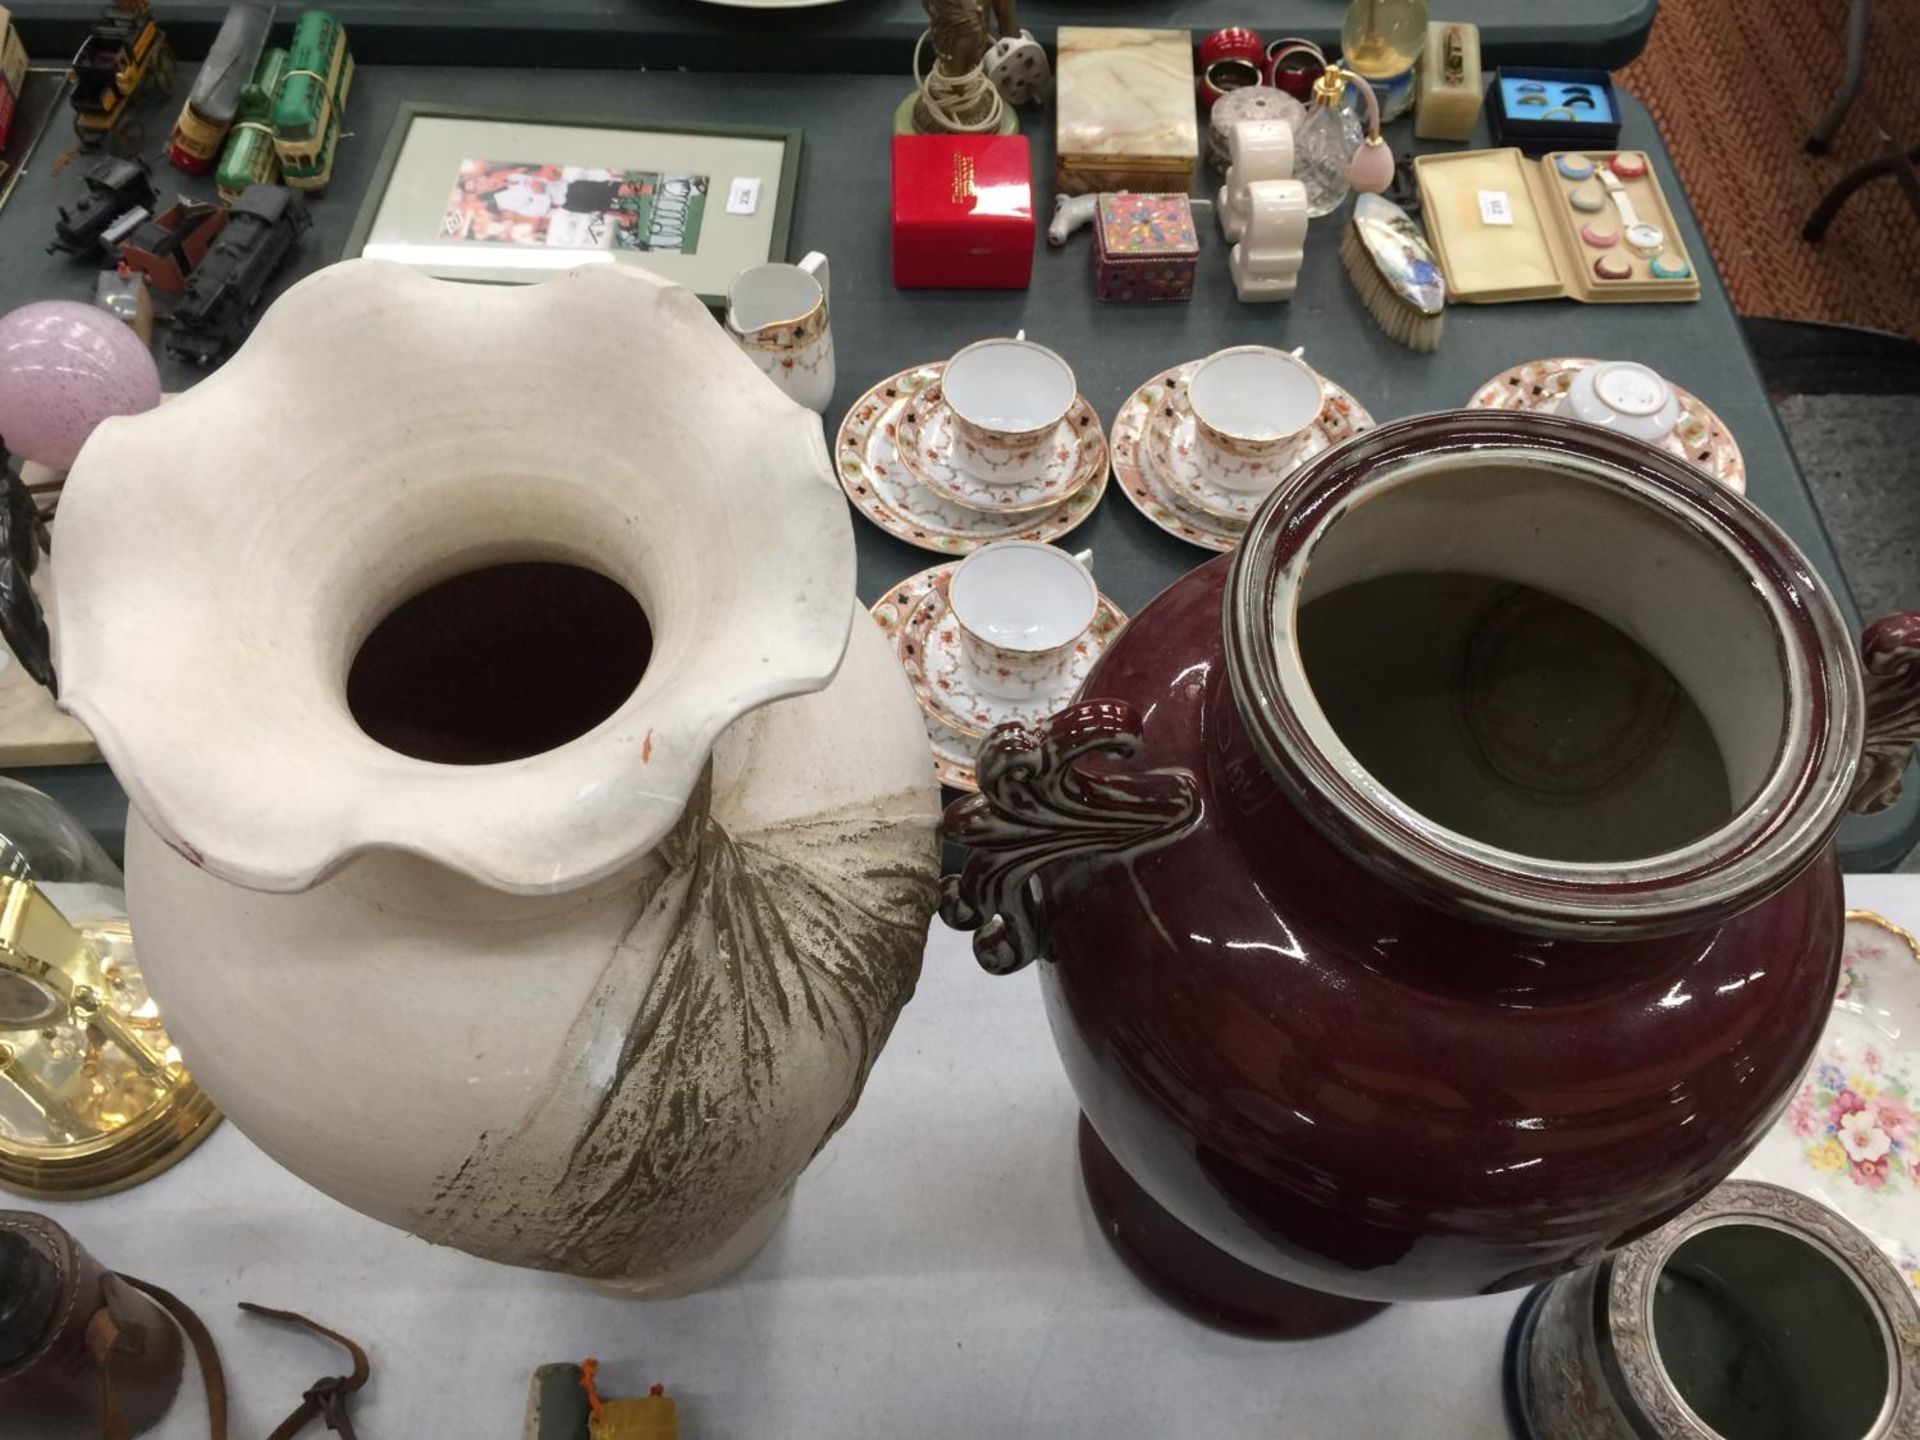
[[346, 562, 651, 765], [1289, 457, 1789, 866]]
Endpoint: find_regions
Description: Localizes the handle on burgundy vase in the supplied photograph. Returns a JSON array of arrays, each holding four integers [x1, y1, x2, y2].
[[1850, 611, 1920, 815], [939, 700, 1203, 976]]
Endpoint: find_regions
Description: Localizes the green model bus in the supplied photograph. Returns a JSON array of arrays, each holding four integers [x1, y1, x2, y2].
[[216, 45, 287, 200], [270, 11, 350, 192]]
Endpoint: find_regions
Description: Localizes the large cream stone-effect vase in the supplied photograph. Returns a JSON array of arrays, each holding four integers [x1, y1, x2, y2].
[[49, 260, 942, 1295]]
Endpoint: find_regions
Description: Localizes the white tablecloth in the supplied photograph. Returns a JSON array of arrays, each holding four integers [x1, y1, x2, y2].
[[30, 875, 1919, 1440]]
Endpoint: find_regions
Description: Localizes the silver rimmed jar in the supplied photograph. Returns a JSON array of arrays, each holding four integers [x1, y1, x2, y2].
[[1507, 1180, 1920, 1439]]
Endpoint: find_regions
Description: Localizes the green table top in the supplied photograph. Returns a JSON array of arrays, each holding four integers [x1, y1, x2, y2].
[[0, 60, 1913, 870], [2, 0, 1659, 72]]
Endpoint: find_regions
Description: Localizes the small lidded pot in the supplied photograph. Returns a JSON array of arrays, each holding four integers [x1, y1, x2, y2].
[[1509, 1180, 1920, 1439], [947, 541, 1096, 701], [941, 336, 1077, 485], [1208, 84, 1306, 173], [1185, 344, 1325, 492]]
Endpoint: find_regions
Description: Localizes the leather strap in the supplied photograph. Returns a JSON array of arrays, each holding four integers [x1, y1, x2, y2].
[[239, 1303, 369, 1440], [97, 1283, 369, 1440], [111, 1275, 227, 1440]]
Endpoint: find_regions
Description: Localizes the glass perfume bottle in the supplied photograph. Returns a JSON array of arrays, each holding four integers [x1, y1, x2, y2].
[[1341, 0, 1427, 121], [1298, 68, 1368, 217]]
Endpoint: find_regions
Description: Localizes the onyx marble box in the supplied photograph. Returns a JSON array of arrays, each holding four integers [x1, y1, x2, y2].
[[1055, 27, 1198, 197]]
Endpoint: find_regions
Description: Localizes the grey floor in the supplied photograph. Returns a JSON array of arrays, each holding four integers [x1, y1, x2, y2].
[[1778, 392, 1920, 870]]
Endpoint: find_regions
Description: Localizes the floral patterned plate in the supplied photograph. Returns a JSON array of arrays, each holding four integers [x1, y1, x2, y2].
[[834, 365, 1106, 555], [1111, 370, 1250, 553], [1147, 367, 1373, 524], [898, 565, 1126, 739], [870, 562, 1128, 789], [1111, 362, 1374, 551], [870, 567, 979, 789], [1465, 357, 1747, 494], [894, 386, 1108, 516], [1734, 909, 1920, 1294]]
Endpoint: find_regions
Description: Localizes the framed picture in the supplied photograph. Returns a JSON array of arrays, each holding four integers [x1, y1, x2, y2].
[[343, 104, 802, 305]]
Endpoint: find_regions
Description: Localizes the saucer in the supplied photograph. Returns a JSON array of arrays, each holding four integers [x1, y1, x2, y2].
[[1150, 365, 1372, 523], [1734, 910, 1920, 1295], [903, 567, 1125, 737], [1110, 369, 1243, 552], [870, 563, 1129, 788], [1111, 363, 1375, 551], [895, 386, 1107, 515], [1466, 357, 1747, 494], [836, 365, 1106, 555]]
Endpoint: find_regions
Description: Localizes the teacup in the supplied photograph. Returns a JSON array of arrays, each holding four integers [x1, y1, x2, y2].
[[726, 251, 834, 413], [948, 541, 1098, 701], [1554, 360, 1683, 445], [1185, 344, 1325, 492], [940, 336, 1077, 486]]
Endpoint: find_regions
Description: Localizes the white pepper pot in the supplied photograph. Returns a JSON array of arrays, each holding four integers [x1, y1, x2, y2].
[[49, 260, 942, 1295]]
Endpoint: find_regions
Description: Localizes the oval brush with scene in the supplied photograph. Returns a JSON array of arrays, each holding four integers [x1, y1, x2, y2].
[[1340, 192, 1446, 352]]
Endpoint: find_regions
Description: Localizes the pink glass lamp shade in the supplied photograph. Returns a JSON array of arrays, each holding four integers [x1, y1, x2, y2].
[[0, 302, 161, 470]]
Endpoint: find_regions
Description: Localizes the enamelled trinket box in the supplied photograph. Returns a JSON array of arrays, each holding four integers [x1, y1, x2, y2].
[[1093, 192, 1199, 302], [892, 134, 1035, 290]]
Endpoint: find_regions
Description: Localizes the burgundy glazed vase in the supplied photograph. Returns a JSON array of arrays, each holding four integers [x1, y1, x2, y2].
[[941, 410, 1920, 1338]]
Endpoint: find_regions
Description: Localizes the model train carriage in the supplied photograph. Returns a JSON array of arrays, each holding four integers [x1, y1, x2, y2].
[[215, 45, 287, 200], [168, 1, 273, 173], [168, 101, 226, 172], [270, 12, 350, 192], [71, 8, 170, 147], [168, 184, 310, 367]]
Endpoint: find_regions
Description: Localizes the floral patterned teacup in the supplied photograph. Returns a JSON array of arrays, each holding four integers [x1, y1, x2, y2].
[[1186, 344, 1325, 493], [1553, 359, 1684, 446], [941, 335, 1078, 486], [726, 251, 834, 413], [948, 541, 1097, 701]]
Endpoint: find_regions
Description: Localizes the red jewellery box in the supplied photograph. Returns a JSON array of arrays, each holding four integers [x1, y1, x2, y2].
[[891, 134, 1034, 289], [0, 7, 28, 152]]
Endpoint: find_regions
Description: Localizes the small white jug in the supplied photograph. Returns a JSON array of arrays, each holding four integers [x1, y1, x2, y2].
[[725, 251, 834, 413]]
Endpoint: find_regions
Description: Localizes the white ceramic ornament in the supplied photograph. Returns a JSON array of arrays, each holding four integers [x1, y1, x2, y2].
[[1218, 119, 1296, 243], [51, 259, 942, 1297], [1048, 192, 1099, 247], [1230, 179, 1310, 301], [983, 29, 1052, 106]]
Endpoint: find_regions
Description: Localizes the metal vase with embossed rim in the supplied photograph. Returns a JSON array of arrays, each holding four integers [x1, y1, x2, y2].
[[1506, 1180, 1920, 1439], [940, 409, 1920, 1339]]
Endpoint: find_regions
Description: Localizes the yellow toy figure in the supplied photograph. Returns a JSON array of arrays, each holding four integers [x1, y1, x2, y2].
[[581, 1358, 681, 1440]]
